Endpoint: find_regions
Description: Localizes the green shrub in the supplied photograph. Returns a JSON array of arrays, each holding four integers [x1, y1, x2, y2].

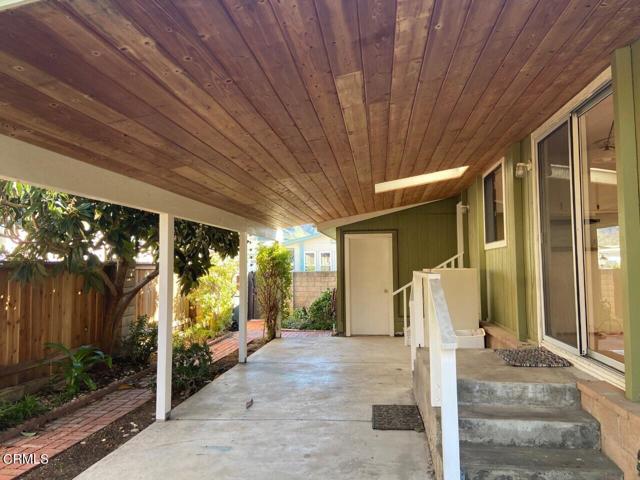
[[284, 289, 335, 330], [186, 253, 237, 335], [256, 244, 292, 340], [282, 307, 308, 329], [121, 315, 158, 365], [175, 323, 215, 346], [307, 289, 335, 330], [171, 339, 213, 396], [45, 343, 112, 396], [0, 395, 48, 431]]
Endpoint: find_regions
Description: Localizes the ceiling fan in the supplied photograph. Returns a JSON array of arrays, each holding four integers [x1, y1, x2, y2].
[[593, 121, 615, 154]]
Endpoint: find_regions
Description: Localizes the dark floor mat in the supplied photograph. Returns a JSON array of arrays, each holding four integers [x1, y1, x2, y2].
[[495, 347, 572, 367], [372, 405, 425, 432]]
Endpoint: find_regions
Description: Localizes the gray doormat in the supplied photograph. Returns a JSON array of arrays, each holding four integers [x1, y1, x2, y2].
[[372, 405, 425, 432], [495, 347, 572, 367]]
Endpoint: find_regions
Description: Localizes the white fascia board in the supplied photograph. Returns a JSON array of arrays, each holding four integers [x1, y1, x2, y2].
[[0, 134, 276, 239], [0, 0, 39, 12], [316, 201, 438, 239]]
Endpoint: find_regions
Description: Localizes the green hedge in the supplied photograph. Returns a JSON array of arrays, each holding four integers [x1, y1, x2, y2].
[[283, 289, 335, 330]]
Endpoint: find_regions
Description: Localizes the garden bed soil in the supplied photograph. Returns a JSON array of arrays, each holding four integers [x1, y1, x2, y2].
[[35, 361, 149, 409], [19, 338, 268, 480]]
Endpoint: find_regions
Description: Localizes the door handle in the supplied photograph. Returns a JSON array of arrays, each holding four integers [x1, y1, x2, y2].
[[384, 289, 389, 293]]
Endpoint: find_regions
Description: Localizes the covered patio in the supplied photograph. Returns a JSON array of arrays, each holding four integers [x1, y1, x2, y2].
[[76, 336, 430, 480], [2, 0, 640, 477]]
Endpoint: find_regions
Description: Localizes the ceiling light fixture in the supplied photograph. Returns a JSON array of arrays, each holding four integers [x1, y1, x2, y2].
[[374, 166, 469, 194]]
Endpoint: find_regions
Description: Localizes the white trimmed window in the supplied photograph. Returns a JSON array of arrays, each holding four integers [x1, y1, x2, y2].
[[320, 251, 332, 271], [483, 158, 506, 248], [304, 251, 316, 272]]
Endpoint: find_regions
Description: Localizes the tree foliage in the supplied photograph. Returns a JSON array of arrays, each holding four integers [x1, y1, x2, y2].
[[0, 181, 239, 351], [186, 253, 238, 334], [255, 243, 292, 340]]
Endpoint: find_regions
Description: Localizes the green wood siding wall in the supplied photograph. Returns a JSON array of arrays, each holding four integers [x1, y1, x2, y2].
[[613, 42, 640, 401], [459, 40, 640, 399], [520, 136, 540, 343], [466, 145, 530, 341], [466, 179, 488, 321], [336, 198, 458, 334]]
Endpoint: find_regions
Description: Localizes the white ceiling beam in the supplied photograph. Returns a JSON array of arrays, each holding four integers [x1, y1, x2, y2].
[[0, 134, 276, 239], [0, 0, 39, 12]]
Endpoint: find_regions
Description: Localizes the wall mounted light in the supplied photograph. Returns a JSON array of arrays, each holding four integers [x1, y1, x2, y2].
[[515, 162, 532, 178]]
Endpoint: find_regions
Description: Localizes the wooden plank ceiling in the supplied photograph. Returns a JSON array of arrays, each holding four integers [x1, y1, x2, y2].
[[0, 0, 639, 227]]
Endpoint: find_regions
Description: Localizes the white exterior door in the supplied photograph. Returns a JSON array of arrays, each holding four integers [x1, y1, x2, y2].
[[345, 233, 394, 336]]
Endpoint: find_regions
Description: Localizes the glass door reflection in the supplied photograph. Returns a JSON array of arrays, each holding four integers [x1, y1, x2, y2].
[[577, 93, 624, 368], [538, 122, 580, 350]]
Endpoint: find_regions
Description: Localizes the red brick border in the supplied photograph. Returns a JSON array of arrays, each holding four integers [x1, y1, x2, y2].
[[0, 388, 152, 479], [0, 367, 153, 445]]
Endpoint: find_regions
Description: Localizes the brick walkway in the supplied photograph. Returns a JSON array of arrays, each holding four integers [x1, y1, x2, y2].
[[281, 329, 332, 338], [209, 320, 332, 361], [209, 320, 265, 361], [0, 388, 152, 480]]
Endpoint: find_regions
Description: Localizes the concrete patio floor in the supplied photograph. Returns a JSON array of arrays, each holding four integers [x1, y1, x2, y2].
[[77, 336, 432, 480]]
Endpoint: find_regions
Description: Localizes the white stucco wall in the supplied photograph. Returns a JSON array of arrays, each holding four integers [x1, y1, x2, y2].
[[286, 235, 336, 272]]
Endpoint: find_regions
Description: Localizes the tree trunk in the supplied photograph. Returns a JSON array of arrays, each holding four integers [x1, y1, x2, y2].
[[99, 262, 159, 353], [101, 295, 119, 352], [266, 307, 277, 341]]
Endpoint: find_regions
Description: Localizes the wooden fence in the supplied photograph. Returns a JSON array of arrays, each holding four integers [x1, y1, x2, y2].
[[0, 264, 175, 390], [124, 265, 193, 334], [0, 266, 105, 389]]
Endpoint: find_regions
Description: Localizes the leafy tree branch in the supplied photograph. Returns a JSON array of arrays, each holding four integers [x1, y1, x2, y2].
[[0, 180, 239, 352]]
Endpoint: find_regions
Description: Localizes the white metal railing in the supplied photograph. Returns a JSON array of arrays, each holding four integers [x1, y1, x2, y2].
[[412, 271, 460, 480], [434, 252, 464, 269], [392, 281, 412, 346]]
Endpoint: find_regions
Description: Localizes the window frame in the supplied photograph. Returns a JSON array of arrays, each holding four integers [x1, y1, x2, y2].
[[319, 251, 332, 272], [483, 157, 507, 250], [304, 251, 316, 272]]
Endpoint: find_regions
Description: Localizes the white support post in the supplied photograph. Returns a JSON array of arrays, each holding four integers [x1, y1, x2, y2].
[[238, 231, 248, 363], [409, 290, 416, 370], [156, 213, 174, 421], [441, 347, 461, 479], [428, 278, 442, 407], [402, 288, 408, 346], [456, 202, 465, 268], [412, 273, 425, 349]]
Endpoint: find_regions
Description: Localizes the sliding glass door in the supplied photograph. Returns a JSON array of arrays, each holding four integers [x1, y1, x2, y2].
[[576, 92, 624, 368], [537, 86, 624, 370], [538, 123, 580, 351]]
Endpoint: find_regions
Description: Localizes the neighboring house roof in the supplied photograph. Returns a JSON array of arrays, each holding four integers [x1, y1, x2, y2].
[[281, 232, 327, 246]]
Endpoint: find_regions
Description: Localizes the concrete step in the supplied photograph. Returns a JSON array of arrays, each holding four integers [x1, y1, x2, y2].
[[458, 378, 581, 408], [458, 405, 600, 449], [461, 445, 623, 480]]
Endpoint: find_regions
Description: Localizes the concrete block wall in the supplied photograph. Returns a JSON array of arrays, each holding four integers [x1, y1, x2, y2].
[[292, 272, 336, 309]]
